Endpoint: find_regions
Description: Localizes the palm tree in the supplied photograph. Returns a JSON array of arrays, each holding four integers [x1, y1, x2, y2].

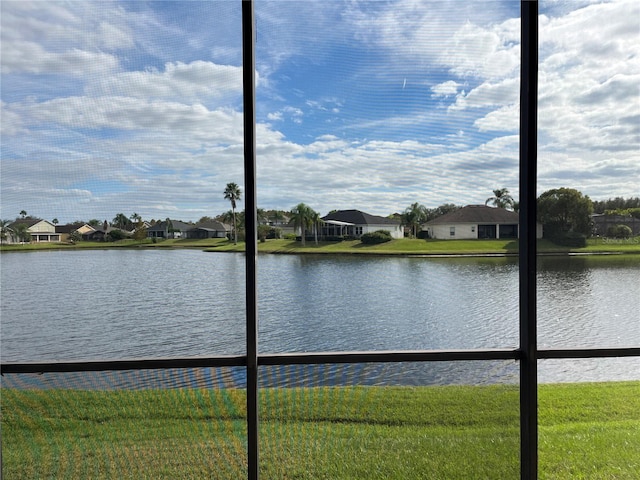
[[402, 202, 428, 238], [290, 203, 315, 246], [224, 182, 242, 244], [165, 218, 174, 239], [310, 209, 322, 245], [270, 210, 285, 225], [0, 220, 14, 244], [485, 188, 515, 209], [112, 213, 129, 230]]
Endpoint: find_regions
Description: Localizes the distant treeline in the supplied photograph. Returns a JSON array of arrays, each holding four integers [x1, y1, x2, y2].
[[592, 197, 640, 215]]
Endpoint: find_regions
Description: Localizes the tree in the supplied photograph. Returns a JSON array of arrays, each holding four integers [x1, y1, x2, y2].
[[290, 203, 316, 246], [52, 218, 59, 225], [224, 182, 242, 244], [425, 204, 461, 222], [133, 219, 147, 241], [402, 202, 428, 238], [165, 218, 174, 239], [485, 188, 515, 209], [537, 187, 593, 238], [112, 213, 129, 230], [309, 209, 322, 245], [12, 223, 31, 243], [0, 220, 14, 244], [270, 210, 285, 225], [19, 210, 27, 219], [68, 230, 82, 244]]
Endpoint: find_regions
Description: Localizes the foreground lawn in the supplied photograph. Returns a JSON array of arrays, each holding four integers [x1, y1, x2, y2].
[[2, 382, 639, 479]]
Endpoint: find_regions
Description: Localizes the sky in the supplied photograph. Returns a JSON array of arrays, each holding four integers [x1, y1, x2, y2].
[[1, 0, 638, 224]]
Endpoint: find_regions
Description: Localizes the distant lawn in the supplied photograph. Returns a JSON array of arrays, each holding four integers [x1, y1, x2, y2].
[[2, 382, 639, 479], [3, 236, 640, 256], [206, 237, 640, 256]]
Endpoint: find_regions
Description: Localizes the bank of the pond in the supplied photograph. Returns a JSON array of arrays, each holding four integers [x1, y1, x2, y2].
[[2, 237, 640, 257], [2, 381, 639, 479], [205, 237, 640, 257]]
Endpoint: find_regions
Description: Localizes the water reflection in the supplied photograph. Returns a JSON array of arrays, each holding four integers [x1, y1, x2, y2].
[[1, 250, 638, 384]]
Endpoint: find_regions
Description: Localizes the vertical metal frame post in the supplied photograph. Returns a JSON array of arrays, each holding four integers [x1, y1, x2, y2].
[[519, 1, 539, 479], [242, 0, 259, 479]]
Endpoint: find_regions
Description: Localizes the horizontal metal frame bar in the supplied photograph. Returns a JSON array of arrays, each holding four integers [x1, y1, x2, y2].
[[258, 349, 519, 365], [3, 347, 638, 375], [538, 347, 640, 359]]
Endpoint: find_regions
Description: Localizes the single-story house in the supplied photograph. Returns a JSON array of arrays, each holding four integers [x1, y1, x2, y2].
[[147, 220, 192, 239], [187, 220, 230, 239], [320, 209, 403, 239], [56, 223, 95, 242], [8, 218, 60, 243], [422, 205, 543, 240]]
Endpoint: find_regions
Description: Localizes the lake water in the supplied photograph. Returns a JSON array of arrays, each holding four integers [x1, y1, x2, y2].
[[1, 249, 639, 385]]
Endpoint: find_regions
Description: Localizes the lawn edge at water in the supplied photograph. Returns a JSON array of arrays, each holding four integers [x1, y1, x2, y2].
[[2, 381, 639, 479], [4, 237, 639, 256]]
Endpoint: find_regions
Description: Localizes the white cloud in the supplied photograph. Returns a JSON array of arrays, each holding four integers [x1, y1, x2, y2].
[[1, 0, 637, 223], [431, 81, 461, 97], [1, 41, 120, 76], [86, 61, 244, 102]]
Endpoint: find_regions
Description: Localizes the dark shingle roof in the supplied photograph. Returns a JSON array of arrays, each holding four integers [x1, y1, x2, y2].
[[322, 209, 399, 225], [147, 220, 192, 232], [192, 220, 229, 231], [424, 205, 518, 225]]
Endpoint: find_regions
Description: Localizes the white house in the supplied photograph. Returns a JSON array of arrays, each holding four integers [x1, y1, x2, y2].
[[422, 205, 543, 240], [320, 209, 403, 239]]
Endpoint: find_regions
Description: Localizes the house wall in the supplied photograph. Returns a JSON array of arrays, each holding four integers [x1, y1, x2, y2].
[[29, 221, 56, 233], [426, 223, 543, 239], [28, 221, 60, 242], [427, 223, 477, 240]]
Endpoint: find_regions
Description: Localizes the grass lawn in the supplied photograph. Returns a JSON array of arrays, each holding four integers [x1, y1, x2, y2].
[[2, 382, 639, 479], [3, 236, 640, 256], [206, 237, 640, 256]]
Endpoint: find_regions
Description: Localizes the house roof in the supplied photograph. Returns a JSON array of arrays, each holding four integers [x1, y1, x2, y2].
[[322, 209, 399, 226], [424, 205, 519, 225], [191, 220, 230, 231], [147, 220, 193, 232], [56, 222, 92, 234], [9, 217, 45, 228]]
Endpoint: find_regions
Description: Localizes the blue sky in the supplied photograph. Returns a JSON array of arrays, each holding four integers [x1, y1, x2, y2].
[[1, 0, 638, 223]]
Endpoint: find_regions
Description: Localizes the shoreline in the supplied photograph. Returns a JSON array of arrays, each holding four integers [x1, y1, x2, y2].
[[2, 237, 640, 257]]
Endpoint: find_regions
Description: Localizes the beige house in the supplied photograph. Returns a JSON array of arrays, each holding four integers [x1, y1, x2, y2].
[[56, 223, 96, 242], [422, 205, 543, 240], [8, 218, 60, 243]]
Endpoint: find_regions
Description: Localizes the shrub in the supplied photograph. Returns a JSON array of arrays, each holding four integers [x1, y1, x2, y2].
[[107, 229, 127, 241], [361, 230, 392, 244], [607, 224, 632, 239], [552, 231, 587, 248], [283, 233, 297, 240]]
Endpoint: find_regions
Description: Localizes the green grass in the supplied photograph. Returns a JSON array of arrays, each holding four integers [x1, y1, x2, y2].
[[205, 237, 640, 256], [2, 382, 639, 479], [3, 236, 640, 256]]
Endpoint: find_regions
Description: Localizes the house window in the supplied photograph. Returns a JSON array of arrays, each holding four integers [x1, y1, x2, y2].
[[355, 227, 363, 236], [471, 226, 476, 233], [450, 227, 455, 237]]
